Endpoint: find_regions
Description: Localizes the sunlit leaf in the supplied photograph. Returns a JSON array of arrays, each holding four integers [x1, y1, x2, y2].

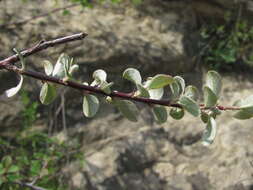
[[93, 69, 107, 82], [202, 117, 217, 146], [114, 100, 139, 122], [83, 94, 100, 118], [184, 85, 198, 101], [233, 107, 253, 120], [4, 75, 23, 98], [52, 53, 67, 78], [69, 64, 79, 75], [123, 68, 142, 84], [234, 95, 253, 109], [39, 83, 57, 105], [147, 74, 174, 89], [170, 108, 184, 120], [43, 60, 53, 76], [152, 106, 168, 123], [203, 86, 218, 107], [179, 95, 200, 117], [206, 70, 222, 97], [170, 80, 180, 99]]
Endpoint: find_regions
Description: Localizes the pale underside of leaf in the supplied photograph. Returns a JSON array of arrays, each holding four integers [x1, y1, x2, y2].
[[206, 70, 222, 97], [123, 68, 142, 84], [202, 117, 217, 146], [184, 85, 198, 101], [93, 69, 107, 82], [203, 86, 218, 107], [43, 60, 53, 76], [83, 94, 100, 118], [4, 75, 24, 98]]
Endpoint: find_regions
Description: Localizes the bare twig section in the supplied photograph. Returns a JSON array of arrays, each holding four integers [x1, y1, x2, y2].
[[0, 3, 80, 28], [0, 32, 87, 66]]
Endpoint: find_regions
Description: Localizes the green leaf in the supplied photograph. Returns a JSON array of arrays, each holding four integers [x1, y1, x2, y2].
[[152, 106, 168, 123], [13, 48, 26, 70], [52, 53, 68, 78], [174, 76, 185, 94], [4, 75, 23, 98], [206, 70, 222, 97], [135, 84, 150, 98], [40, 83, 57, 105], [233, 107, 253, 120], [184, 85, 198, 101], [93, 69, 107, 82], [179, 96, 200, 117], [43, 60, 53, 76], [100, 81, 114, 94], [2, 156, 12, 168], [203, 86, 218, 107], [82, 94, 100, 118], [30, 160, 41, 176], [7, 165, 19, 173], [114, 100, 139, 122], [170, 80, 180, 99], [123, 68, 142, 84], [7, 174, 21, 182], [202, 117, 217, 146], [169, 108, 184, 120], [147, 74, 174, 89]]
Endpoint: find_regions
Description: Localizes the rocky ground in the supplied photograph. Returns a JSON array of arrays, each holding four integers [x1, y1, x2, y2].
[[1, 0, 253, 189]]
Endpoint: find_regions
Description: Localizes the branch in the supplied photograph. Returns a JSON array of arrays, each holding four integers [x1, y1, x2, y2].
[[0, 33, 241, 111], [0, 32, 87, 66]]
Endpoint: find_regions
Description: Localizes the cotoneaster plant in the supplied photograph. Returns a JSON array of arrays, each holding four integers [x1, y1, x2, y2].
[[0, 33, 252, 147]]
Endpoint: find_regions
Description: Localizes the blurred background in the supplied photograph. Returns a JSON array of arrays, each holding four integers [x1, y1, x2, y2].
[[0, 0, 253, 189]]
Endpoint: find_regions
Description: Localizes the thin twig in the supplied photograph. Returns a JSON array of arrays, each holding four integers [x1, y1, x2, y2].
[[0, 32, 87, 66], [0, 33, 242, 111]]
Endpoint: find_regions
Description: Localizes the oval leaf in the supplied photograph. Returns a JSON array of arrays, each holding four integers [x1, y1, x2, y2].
[[202, 117, 217, 146], [43, 60, 53, 76], [83, 94, 99, 118], [234, 95, 253, 109], [93, 69, 107, 82], [233, 107, 253, 120], [123, 68, 142, 84], [149, 88, 164, 100], [170, 81, 180, 99], [52, 54, 67, 78], [4, 75, 23, 98], [170, 108, 184, 120], [114, 100, 139, 122], [206, 70, 222, 97], [174, 76, 185, 95], [184, 85, 199, 101], [153, 106, 168, 123], [40, 83, 57, 105], [179, 95, 200, 117], [147, 74, 174, 89], [203, 86, 218, 107], [201, 111, 209, 123], [69, 64, 79, 75]]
